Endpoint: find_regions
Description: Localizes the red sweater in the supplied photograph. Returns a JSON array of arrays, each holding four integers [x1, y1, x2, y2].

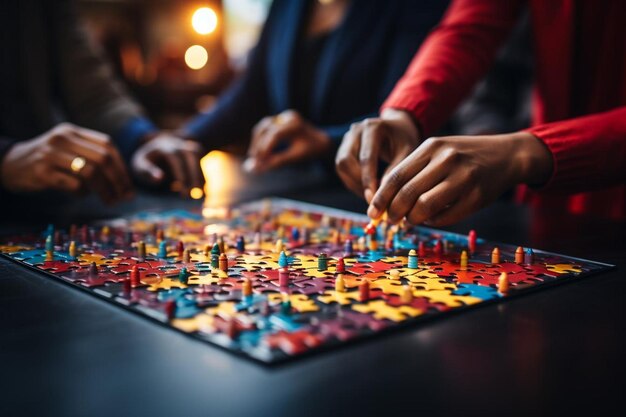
[[382, 0, 626, 220]]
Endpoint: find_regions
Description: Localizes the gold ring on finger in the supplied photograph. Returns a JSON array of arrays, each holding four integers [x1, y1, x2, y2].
[[70, 156, 87, 174]]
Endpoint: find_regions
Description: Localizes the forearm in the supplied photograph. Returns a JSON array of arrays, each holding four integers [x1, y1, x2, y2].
[[382, 0, 523, 137], [523, 107, 626, 193]]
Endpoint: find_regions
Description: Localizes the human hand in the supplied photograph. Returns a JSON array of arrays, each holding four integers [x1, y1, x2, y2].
[[335, 109, 421, 202], [0, 123, 133, 204], [132, 133, 204, 197], [367, 132, 553, 226], [243, 110, 332, 174]]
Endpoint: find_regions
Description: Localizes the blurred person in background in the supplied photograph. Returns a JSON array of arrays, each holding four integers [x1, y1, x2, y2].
[[0, 0, 203, 206], [179, 0, 448, 174]]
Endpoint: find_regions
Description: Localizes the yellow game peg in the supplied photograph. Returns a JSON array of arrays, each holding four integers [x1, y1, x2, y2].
[[491, 247, 500, 264], [460, 250, 468, 270], [335, 274, 346, 292]]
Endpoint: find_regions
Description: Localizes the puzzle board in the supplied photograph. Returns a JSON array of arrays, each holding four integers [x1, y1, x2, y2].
[[0, 198, 614, 363]]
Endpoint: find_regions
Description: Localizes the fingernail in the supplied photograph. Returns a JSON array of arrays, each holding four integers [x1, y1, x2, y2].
[[367, 205, 381, 219]]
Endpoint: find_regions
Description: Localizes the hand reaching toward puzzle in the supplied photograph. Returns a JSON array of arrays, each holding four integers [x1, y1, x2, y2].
[[132, 133, 204, 197], [0, 123, 133, 204], [367, 132, 553, 226], [335, 109, 421, 202], [243, 110, 332, 173]]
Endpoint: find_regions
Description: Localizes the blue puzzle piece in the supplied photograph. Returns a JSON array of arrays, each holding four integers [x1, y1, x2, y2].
[[356, 250, 387, 263], [453, 283, 501, 301], [9, 249, 75, 264]]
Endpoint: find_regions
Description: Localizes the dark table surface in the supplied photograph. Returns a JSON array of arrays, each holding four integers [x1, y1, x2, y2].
[[1, 161, 624, 417]]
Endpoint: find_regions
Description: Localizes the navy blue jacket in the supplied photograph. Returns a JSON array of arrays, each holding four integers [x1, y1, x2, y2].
[[183, 0, 447, 147]]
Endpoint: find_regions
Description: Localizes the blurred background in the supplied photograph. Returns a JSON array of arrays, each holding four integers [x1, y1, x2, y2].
[[78, 0, 271, 129]]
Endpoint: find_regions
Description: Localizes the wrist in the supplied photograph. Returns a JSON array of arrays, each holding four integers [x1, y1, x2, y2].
[[511, 131, 553, 186], [381, 108, 421, 142]]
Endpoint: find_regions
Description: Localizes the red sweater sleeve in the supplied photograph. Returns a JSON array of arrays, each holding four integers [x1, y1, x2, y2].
[[382, 0, 524, 137], [525, 107, 626, 193]]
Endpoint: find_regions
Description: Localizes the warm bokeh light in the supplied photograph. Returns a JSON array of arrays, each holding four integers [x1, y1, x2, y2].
[[192, 7, 218, 35], [184, 45, 208, 70], [189, 187, 204, 200], [201, 150, 238, 217]]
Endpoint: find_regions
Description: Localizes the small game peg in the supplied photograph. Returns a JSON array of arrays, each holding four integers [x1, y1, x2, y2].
[[401, 285, 414, 304], [68, 241, 77, 260], [203, 244, 211, 257], [235, 236, 245, 253], [80, 224, 89, 244], [176, 241, 184, 259], [178, 267, 190, 284], [300, 227, 309, 245], [45, 235, 53, 252], [364, 219, 378, 235], [290, 227, 300, 242], [226, 317, 239, 339], [89, 228, 97, 245], [368, 235, 378, 252], [54, 230, 62, 246], [407, 249, 418, 269], [460, 250, 468, 271], [336, 257, 345, 273], [278, 267, 289, 287], [156, 228, 165, 243], [280, 293, 292, 315], [218, 237, 225, 254], [137, 240, 146, 261], [45, 250, 54, 262], [278, 251, 289, 268], [524, 248, 534, 265], [385, 236, 394, 251], [219, 253, 228, 272], [468, 229, 477, 253], [130, 265, 141, 287], [88, 262, 98, 276], [101, 225, 111, 244], [359, 280, 370, 302], [434, 239, 443, 256], [491, 247, 500, 264], [498, 272, 509, 294], [164, 300, 176, 320], [418, 241, 426, 258], [321, 214, 331, 229], [242, 277, 253, 301], [389, 269, 400, 280], [182, 248, 191, 263], [122, 276, 131, 295], [158, 241, 168, 259], [69, 224, 77, 240], [357, 236, 366, 252], [317, 253, 328, 271], [335, 274, 346, 292], [333, 230, 342, 246], [344, 219, 352, 234], [275, 239, 284, 254], [514, 246, 524, 264], [343, 239, 353, 257]]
